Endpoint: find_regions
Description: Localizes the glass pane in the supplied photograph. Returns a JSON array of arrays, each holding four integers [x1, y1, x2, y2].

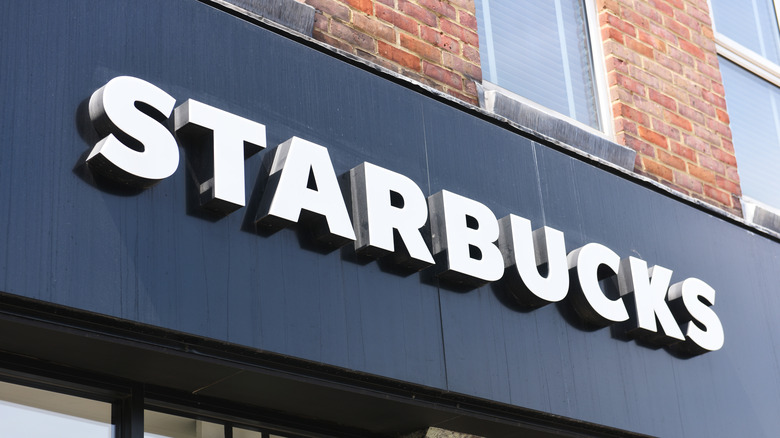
[[719, 57, 780, 207], [711, 0, 780, 63], [233, 428, 264, 438], [0, 380, 113, 438], [145, 410, 224, 438], [475, 0, 600, 129]]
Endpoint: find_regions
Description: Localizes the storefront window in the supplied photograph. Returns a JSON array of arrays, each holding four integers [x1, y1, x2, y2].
[[0, 380, 113, 438]]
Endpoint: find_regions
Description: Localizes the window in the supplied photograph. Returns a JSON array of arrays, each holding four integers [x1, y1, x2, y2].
[[710, 0, 780, 214], [0, 380, 114, 438], [0, 375, 331, 438], [474, 0, 605, 131]]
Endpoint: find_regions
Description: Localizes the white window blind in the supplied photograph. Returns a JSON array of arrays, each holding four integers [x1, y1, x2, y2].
[[475, 0, 601, 129], [711, 0, 780, 209]]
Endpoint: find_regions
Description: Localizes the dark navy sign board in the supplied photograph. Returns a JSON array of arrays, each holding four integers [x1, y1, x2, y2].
[[0, 1, 776, 436]]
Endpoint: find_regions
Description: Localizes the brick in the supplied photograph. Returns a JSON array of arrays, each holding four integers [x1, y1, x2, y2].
[[649, 88, 677, 111], [643, 158, 674, 180], [345, 0, 372, 14], [679, 38, 705, 60], [697, 60, 720, 81], [658, 148, 686, 170], [604, 13, 637, 37], [666, 0, 685, 10], [649, 0, 674, 17], [355, 48, 402, 72], [615, 118, 638, 135], [683, 133, 711, 154], [687, 4, 713, 26], [603, 40, 643, 64], [423, 61, 463, 90], [711, 80, 725, 96], [638, 28, 667, 52], [313, 12, 328, 32], [639, 125, 668, 148], [614, 102, 650, 125], [655, 53, 683, 74], [704, 185, 732, 206], [634, 2, 663, 24], [688, 163, 716, 184], [644, 58, 675, 81], [399, 0, 437, 27], [421, 26, 460, 54], [726, 166, 740, 184], [462, 44, 480, 64], [447, 88, 477, 104], [664, 110, 693, 131], [701, 89, 727, 109], [624, 134, 657, 157], [688, 95, 716, 117], [378, 41, 421, 70], [606, 55, 630, 74], [375, 0, 393, 5], [691, 30, 717, 53], [615, 73, 646, 95], [668, 45, 694, 67], [674, 170, 704, 193], [621, 6, 649, 30], [449, 0, 475, 13], [401, 33, 441, 61], [671, 140, 697, 161], [376, 4, 419, 35], [678, 104, 706, 125], [664, 15, 691, 39], [649, 21, 678, 43], [441, 51, 481, 79], [693, 123, 721, 145], [353, 13, 395, 41], [712, 147, 737, 166], [653, 117, 681, 141], [716, 176, 741, 196], [706, 118, 731, 138], [440, 18, 479, 46], [331, 21, 376, 52], [305, 0, 350, 21], [417, 0, 457, 20], [721, 137, 734, 153], [458, 10, 477, 31], [626, 36, 655, 59], [603, 26, 626, 44], [674, 10, 702, 33], [313, 29, 355, 52], [633, 93, 664, 118], [699, 154, 726, 175]]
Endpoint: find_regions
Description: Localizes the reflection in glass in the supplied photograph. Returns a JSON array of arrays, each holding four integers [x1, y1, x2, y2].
[[144, 410, 224, 438], [0, 380, 113, 438]]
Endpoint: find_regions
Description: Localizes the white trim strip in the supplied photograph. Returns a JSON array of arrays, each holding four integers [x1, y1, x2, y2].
[[716, 33, 780, 88]]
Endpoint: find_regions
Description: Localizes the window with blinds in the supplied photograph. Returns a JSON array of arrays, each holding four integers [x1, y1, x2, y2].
[[710, 0, 780, 210], [474, 0, 601, 130]]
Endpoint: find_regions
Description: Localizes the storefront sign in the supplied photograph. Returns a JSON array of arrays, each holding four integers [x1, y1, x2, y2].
[[84, 76, 725, 356]]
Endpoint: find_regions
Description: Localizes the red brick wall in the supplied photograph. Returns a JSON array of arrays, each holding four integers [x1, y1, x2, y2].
[[302, 0, 482, 104], [599, 0, 742, 215]]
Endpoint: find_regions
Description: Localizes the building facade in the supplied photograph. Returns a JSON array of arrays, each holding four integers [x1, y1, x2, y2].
[[2, 0, 780, 437]]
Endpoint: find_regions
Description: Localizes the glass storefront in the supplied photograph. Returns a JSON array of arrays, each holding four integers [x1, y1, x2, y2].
[[0, 380, 114, 438]]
